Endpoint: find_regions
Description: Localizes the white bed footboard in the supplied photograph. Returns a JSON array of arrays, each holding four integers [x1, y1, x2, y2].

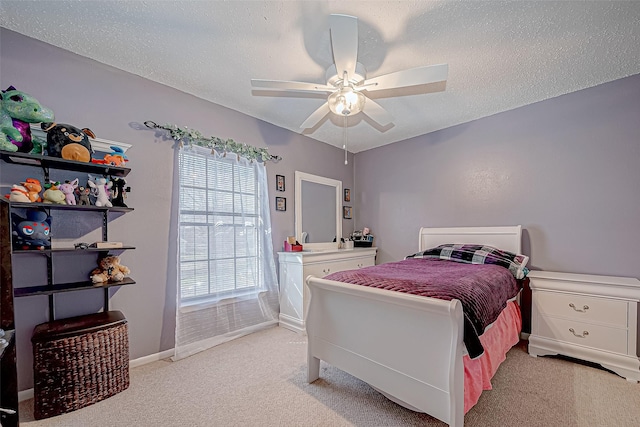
[[305, 275, 465, 427]]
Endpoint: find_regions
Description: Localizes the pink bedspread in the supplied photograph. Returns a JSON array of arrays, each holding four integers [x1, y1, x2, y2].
[[463, 300, 522, 413]]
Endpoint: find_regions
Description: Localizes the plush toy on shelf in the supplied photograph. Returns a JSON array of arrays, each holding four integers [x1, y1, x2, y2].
[[58, 178, 79, 205], [22, 178, 43, 202], [40, 122, 94, 162], [11, 209, 52, 250], [3, 178, 43, 202], [111, 177, 130, 207], [75, 185, 91, 206], [91, 146, 128, 167], [87, 175, 112, 207], [90, 255, 130, 284], [42, 181, 66, 204], [0, 86, 54, 153], [5, 184, 31, 202]]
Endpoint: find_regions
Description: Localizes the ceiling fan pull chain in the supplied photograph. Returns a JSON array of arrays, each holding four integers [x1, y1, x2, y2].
[[344, 115, 348, 165]]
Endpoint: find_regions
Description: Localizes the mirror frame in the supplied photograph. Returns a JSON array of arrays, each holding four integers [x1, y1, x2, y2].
[[295, 171, 342, 250]]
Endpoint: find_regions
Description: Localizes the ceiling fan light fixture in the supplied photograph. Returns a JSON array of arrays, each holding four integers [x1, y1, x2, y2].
[[328, 88, 365, 116]]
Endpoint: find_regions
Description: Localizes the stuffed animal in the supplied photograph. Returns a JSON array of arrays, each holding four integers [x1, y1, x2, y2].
[[40, 122, 94, 162], [90, 255, 130, 284], [22, 178, 42, 202], [111, 177, 130, 207], [92, 146, 128, 167], [5, 184, 31, 202], [87, 175, 112, 207], [3, 178, 43, 202], [42, 182, 66, 204], [76, 185, 91, 206], [11, 209, 52, 250], [58, 178, 79, 205], [0, 86, 54, 153]]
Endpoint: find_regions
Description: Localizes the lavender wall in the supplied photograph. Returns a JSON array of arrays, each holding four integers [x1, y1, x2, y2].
[[0, 28, 354, 391], [354, 74, 640, 280]]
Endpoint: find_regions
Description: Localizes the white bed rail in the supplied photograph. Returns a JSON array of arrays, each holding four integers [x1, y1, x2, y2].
[[305, 275, 465, 427]]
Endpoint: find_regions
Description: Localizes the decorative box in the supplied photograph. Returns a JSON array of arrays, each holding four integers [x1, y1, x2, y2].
[[284, 241, 303, 252]]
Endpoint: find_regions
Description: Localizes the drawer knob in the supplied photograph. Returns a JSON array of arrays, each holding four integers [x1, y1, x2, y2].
[[569, 328, 589, 338], [569, 303, 589, 313]]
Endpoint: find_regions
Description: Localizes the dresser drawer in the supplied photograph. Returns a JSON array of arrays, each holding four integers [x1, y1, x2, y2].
[[304, 256, 374, 278], [535, 291, 628, 328], [331, 257, 375, 273], [536, 315, 628, 354]]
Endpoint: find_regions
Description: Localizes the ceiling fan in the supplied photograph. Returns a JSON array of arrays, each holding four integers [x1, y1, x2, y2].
[[251, 14, 448, 130]]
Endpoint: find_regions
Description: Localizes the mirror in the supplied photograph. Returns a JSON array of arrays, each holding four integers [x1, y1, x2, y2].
[[295, 171, 342, 250]]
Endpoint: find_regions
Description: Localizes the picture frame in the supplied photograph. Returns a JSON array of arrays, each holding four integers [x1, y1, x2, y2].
[[276, 175, 285, 192], [344, 188, 351, 202], [276, 197, 286, 211], [343, 206, 352, 219]]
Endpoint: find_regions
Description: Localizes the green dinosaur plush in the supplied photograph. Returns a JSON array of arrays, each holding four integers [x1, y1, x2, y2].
[[0, 86, 54, 153]]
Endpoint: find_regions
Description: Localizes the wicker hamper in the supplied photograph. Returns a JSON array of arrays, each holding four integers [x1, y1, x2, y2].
[[31, 311, 130, 419]]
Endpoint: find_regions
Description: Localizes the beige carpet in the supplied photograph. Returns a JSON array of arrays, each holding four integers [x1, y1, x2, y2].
[[19, 326, 640, 426]]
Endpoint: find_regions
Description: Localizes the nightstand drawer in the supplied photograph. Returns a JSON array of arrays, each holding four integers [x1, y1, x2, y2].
[[537, 315, 628, 354], [535, 291, 628, 327]]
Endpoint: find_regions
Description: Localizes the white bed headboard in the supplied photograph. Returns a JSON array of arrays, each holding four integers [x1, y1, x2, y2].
[[418, 225, 522, 254]]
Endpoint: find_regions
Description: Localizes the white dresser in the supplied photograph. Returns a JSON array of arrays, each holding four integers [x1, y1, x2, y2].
[[278, 247, 377, 333], [528, 270, 640, 381]]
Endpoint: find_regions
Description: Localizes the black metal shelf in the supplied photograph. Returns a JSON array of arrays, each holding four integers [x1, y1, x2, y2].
[[14, 277, 136, 298], [12, 246, 136, 255], [0, 198, 134, 213], [0, 150, 131, 177]]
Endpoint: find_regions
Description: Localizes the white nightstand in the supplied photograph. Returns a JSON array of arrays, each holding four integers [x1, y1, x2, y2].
[[528, 270, 640, 382]]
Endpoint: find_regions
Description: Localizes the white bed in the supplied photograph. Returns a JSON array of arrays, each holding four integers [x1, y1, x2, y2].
[[305, 225, 523, 427]]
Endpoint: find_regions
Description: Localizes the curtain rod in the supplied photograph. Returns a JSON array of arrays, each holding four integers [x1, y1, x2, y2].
[[144, 121, 281, 163]]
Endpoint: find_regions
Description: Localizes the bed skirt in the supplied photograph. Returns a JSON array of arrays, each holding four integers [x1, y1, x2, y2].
[[463, 300, 522, 413]]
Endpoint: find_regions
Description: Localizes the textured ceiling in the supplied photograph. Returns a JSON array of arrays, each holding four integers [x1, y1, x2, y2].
[[1, 1, 639, 153]]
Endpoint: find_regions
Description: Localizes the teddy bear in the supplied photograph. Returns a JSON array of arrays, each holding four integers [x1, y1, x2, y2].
[[90, 255, 130, 284]]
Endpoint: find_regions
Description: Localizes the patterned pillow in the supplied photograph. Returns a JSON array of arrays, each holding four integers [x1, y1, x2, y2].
[[407, 244, 530, 279]]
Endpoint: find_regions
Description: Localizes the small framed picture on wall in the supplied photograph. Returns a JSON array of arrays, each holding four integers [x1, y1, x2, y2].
[[344, 188, 351, 202], [343, 206, 352, 219], [276, 197, 286, 211], [276, 175, 285, 192]]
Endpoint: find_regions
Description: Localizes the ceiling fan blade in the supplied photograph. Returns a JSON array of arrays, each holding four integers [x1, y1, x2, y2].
[[251, 79, 334, 94], [300, 102, 330, 129], [361, 98, 393, 127], [363, 64, 448, 92], [329, 14, 358, 80]]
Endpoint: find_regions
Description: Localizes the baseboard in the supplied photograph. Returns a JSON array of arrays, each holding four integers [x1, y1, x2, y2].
[[129, 348, 174, 368], [18, 348, 175, 402], [18, 388, 34, 402]]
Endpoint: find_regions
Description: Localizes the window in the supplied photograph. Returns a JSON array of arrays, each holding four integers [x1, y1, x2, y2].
[[178, 150, 263, 303]]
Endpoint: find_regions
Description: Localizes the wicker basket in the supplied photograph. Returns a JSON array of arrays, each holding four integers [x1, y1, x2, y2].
[[31, 311, 130, 420]]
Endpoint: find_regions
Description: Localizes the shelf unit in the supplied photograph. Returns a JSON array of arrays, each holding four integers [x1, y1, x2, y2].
[[2, 198, 136, 318], [0, 149, 135, 425]]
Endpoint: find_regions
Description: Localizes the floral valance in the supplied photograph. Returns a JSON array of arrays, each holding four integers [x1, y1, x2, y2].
[[144, 121, 281, 163]]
